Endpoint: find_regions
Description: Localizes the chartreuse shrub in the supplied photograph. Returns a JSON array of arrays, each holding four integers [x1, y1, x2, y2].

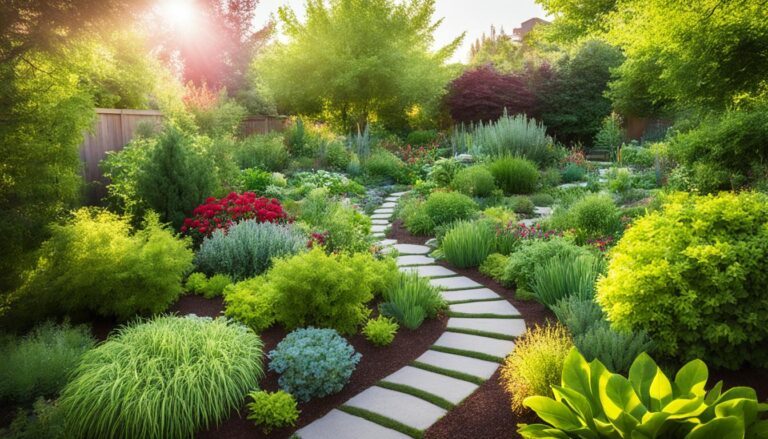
[[58, 316, 264, 439], [503, 238, 592, 296], [556, 194, 622, 240], [297, 188, 372, 252], [529, 254, 603, 308], [195, 220, 307, 280], [185, 272, 232, 299], [268, 328, 361, 402], [0, 322, 95, 404], [246, 390, 299, 433], [363, 316, 399, 346], [440, 220, 495, 268], [10, 209, 193, 323], [597, 192, 768, 369], [381, 272, 445, 330], [501, 324, 573, 414], [490, 156, 540, 194], [519, 349, 768, 438], [450, 165, 497, 197], [223, 277, 277, 332], [268, 247, 397, 334]]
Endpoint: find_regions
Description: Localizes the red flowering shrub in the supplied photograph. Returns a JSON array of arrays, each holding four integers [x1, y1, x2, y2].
[[446, 66, 537, 124], [182, 192, 287, 239]]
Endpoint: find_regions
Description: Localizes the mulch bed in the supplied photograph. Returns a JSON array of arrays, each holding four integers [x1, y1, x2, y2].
[[388, 219, 768, 438]]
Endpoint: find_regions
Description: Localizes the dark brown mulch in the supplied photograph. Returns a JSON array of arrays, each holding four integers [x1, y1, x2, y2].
[[197, 303, 447, 439]]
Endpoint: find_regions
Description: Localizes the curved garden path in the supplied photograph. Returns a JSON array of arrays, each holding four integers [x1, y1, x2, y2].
[[295, 192, 527, 439]]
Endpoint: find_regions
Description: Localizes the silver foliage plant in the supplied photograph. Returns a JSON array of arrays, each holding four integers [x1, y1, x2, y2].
[[195, 220, 307, 280]]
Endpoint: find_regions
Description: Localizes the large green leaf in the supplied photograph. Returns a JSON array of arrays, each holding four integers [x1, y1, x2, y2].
[[673, 359, 708, 398], [552, 385, 597, 433], [634, 411, 672, 437], [748, 419, 768, 439], [518, 424, 571, 439], [704, 380, 723, 405], [661, 396, 706, 420], [715, 398, 758, 426], [684, 416, 745, 439], [524, 396, 584, 431], [562, 348, 601, 415], [599, 374, 645, 434], [629, 352, 658, 407]]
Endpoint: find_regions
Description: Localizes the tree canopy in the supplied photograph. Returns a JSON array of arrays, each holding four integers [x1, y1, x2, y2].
[[258, 0, 463, 132]]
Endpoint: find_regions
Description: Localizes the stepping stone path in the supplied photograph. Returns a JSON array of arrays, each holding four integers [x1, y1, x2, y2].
[[296, 190, 525, 439]]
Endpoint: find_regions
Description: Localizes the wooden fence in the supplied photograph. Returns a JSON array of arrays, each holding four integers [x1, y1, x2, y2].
[[80, 108, 287, 203]]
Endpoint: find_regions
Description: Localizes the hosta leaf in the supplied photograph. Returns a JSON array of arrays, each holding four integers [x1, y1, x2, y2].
[[715, 398, 758, 426], [562, 349, 596, 403], [599, 374, 644, 434], [704, 381, 723, 405], [629, 352, 657, 407], [673, 359, 708, 398], [684, 416, 745, 439], [748, 419, 768, 439], [517, 424, 571, 439], [648, 367, 673, 412], [524, 396, 583, 431], [661, 396, 706, 419], [635, 411, 672, 437], [552, 385, 596, 432]]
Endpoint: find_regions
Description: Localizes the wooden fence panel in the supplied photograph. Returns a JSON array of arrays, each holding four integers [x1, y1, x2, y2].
[[80, 109, 286, 204]]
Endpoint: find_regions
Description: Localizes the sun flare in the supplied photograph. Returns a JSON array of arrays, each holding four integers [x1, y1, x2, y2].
[[158, 0, 198, 31]]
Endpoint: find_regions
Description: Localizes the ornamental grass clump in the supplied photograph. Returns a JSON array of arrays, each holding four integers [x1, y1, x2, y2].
[[363, 316, 399, 346], [58, 316, 264, 439], [597, 191, 768, 369], [471, 111, 553, 165], [503, 238, 592, 295], [529, 254, 604, 308], [440, 220, 495, 268], [500, 324, 573, 414], [268, 328, 361, 402], [490, 156, 540, 194], [380, 272, 445, 330], [194, 220, 307, 280], [450, 165, 497, 197]]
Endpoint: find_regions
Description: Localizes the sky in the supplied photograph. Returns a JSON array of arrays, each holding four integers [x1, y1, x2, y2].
[[252, 0, 550, 63]]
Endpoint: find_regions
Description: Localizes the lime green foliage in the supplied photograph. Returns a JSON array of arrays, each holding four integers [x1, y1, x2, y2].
[[593, 113, 624, 153], [297, 188, 372, 252], [428, 158, 464, 187], [0, 49, 95, 295], [607, 167, 633, 193], [441, 221, 495, 268], [185, 272, 233, 299], [503, 238, 591, 294], [1, 397, 65, 439], [258, 0, 461, 131], [381, 272, 446, 330], [223, 277, 277, 332], [471, 112, 554, 165], [560, 163, 586, 183], [597, 192, 768, 368], [10, 209, 193, 323], [364, 150, 406, 183], [234, 133, 290, 172], [553, 194, 621, 240], [479, 253, 509, 282], [247, 390, 299, 434], [195, 221, 307, 280], [507, 195, 535, 215], [268, 248, 396, 334], [529, 254, 603, 308], [239, 168, 273, 193], [363, 316, 399, 346], [501, 325, 573, 414], [423, 191, 479, 227], [59, 316, 264, 439], [268, 328, 361, 402], [482, 206, 517, 226], [398, 197, 435, 236], [530, 193, 555, 207], [0, 322, 95, 404], [450, 166, 497, 197], [490, 157, 540, 194], [519, 349, 768, 438]]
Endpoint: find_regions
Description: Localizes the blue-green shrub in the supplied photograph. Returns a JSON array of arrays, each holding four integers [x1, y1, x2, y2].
[[195, 220, 307, 280], [268, 328, 361, 402]]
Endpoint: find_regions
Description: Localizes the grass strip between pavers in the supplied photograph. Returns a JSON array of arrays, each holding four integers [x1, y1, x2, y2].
[[430, 345, 504, 363], [339, 405, 423, 439], [446, 297, 506, 305], [445, 327, 517, 341], [376, 381, 454, 410], [410, 361, 485, 385], [447, 311, 523, 319]]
